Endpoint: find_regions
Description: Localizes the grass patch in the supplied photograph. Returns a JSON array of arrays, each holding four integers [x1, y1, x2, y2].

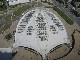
[[4, 14, 11, 20], [0, 24, 3, 28], [5, 33, 12, 40], [4, 5, 30, 21], [0, 4, 30, 33], [1, 23, 11, 31], [12, 5, 31, 19], [53, 6, 74, 25], [0, 16, 3, 19]]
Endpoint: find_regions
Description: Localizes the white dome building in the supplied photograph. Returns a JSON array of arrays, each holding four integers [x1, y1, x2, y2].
[[13, 8, 70, 59]]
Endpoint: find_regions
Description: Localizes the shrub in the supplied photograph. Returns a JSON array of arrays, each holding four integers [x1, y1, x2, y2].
[[5, 33, 12, 40]]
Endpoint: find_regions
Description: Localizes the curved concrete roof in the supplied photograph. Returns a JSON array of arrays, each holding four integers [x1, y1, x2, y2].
[[13, 8, 70, 59]]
